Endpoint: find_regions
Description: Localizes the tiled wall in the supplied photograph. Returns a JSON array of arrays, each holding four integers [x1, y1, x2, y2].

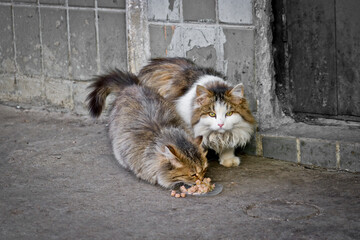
[[0, 0, 126, 114], [147, 0, 256, 112], [0, 0, 255, 114]]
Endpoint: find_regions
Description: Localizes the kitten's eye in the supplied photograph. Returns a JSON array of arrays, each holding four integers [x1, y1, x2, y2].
[[208, 112, 216, 118], [226, 111, 233, 117]]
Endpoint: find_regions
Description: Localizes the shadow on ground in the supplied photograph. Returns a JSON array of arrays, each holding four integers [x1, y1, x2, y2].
[[0, 104, 359, 239]]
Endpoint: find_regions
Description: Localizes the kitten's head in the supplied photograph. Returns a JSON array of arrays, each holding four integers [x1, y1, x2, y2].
[[157, 135, 208, 188], [191, 82, 255, 134]]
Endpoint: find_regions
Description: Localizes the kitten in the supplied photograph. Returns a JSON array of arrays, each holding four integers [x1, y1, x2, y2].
[[87, 69, 208, 188], [138, 58, 256, 167]]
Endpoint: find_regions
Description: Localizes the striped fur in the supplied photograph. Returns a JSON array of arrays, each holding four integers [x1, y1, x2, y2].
[[138, 58, 225, 101], [87, 70, 208, 188]]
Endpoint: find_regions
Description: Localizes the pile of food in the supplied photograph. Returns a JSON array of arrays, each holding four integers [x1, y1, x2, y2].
[[170, 178, 215, 198]]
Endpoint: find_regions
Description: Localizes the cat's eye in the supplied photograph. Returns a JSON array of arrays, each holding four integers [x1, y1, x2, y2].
[[208, 112, 216, 118], [226, 111, 233, 117]]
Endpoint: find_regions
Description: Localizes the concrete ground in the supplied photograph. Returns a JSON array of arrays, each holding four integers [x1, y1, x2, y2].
[[0, 104, 359, 240]]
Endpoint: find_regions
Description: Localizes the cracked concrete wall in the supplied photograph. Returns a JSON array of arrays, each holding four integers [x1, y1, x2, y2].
[[0, 0, 127, 114], [253, 0, 293, 130], [127, 0, 151, 74]]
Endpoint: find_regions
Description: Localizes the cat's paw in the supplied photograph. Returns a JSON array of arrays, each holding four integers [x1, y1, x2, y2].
[[219, 156, 240, 167]]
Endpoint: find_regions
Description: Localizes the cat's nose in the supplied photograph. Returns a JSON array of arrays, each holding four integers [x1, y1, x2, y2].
[[218, 123, 224, 128]]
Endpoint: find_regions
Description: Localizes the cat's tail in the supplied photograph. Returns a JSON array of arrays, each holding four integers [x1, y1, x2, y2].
[[87, 69, 139, 117]]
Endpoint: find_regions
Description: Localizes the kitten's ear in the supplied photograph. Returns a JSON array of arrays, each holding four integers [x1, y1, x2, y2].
[[228, 83, 245, 104], [164, 145, 183, 168], [195, 85, 212, 106], [203, 149, 208, 156], [230, 83, 244, 98], [194, 136, 203, 146], [196, 85, 211, 97]]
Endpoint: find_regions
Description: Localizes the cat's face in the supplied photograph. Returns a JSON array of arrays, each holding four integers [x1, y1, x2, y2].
[[169, 159, 208, 185], [197, 101, 243, 133], [159, 136, 208, 187], [191, 83, 255, 135]]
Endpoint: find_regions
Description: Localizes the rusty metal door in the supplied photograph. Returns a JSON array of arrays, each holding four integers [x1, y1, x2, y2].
[[273, 0, 360, 120]]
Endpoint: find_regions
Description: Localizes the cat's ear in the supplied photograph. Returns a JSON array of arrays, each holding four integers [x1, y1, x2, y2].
[[195, 85, 211, 106], [228, 83, 245, 104], [164, 145, 183, 168], [194, 136, 208, 156], [203, 149, 208, 156], [196, 85, 211, 97], [194, 136, 203, 146], [230, 83, 244, 98]]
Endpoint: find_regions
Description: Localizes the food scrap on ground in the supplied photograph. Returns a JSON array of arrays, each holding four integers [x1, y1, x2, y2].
[[170, 178, 215, 198]]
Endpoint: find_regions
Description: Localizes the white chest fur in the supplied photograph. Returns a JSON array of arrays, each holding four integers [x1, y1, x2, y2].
[[175, 75, 254, 153]]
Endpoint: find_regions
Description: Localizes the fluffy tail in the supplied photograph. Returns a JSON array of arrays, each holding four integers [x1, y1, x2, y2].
[[87, 69, 139, 117]]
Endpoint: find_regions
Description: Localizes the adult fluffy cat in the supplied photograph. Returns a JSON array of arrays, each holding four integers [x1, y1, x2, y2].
[[138, 58, 255, 167], [87, 69, 208, 188]]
